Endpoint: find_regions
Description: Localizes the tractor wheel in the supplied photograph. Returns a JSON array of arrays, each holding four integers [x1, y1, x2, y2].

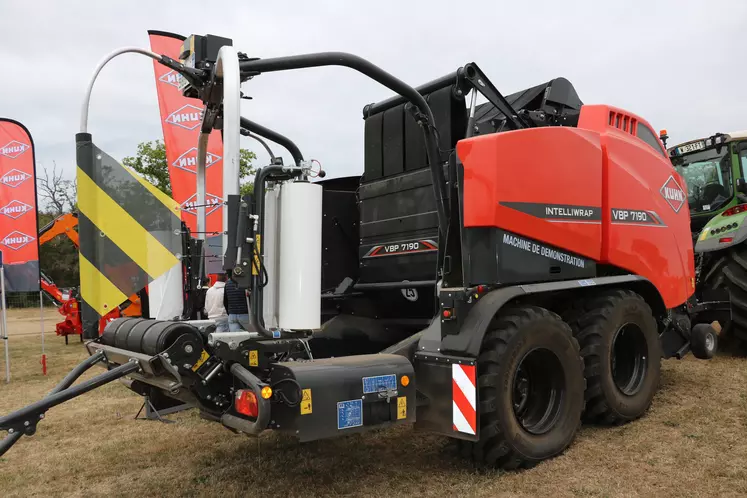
[[567, 290, 661, 424], [721, 247, 747, 348], [458, 306, 584, 469]]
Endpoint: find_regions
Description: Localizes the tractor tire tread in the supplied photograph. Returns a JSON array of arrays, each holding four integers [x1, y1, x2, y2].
[[463, 305, 583, 469], [566, 290, 660, 425]]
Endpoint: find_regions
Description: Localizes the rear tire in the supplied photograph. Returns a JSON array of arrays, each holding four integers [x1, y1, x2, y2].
[[567, 290, 661, 424], [721, 246, 747, 348], [458, 306, 585, 469]]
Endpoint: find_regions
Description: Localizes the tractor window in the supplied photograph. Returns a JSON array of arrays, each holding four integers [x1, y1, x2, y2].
[[636, 123, 666, 157], [739, 143, 747, 178], [672, 147, 733, 214]]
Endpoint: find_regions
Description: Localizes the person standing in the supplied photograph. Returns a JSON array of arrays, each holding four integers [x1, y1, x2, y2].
[[223, 273, 251, 331], [204, 274, 228, 332]]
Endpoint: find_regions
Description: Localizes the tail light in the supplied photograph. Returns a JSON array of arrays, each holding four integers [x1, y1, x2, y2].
[[721, 204, 747, 217], [235, 389, 258, 418], [719, 237, 734, 244]]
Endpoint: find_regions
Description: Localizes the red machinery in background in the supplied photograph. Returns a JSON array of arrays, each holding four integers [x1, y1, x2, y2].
[[38, 213, 143, 343]]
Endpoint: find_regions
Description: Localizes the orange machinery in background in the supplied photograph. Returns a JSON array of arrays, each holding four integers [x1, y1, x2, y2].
[[38, 213, 143, 343]]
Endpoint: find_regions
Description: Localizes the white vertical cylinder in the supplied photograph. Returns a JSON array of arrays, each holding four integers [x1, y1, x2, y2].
[[262, 186, 280, 329], [278, 181, 322, 330]]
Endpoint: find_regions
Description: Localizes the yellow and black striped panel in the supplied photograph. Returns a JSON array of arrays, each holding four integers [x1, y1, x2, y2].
[[75, 133, 183, 338]]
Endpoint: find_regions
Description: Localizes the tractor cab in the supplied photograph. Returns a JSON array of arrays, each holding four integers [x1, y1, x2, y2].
[[669, 131, 747, 348], [668, 132, 747, 235]]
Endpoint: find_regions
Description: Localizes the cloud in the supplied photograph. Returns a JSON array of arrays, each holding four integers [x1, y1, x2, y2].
[[1, 0, 745, 186]]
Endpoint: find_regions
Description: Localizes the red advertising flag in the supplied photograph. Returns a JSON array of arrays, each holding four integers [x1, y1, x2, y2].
[[0, 119, 40, 292], [147, 31, 224, 240]]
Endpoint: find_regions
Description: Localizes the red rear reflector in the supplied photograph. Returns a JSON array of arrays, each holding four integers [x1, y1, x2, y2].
[[722, 204, 747, 217], [719, 237, 734, 244], [235, 389, 258, 417]]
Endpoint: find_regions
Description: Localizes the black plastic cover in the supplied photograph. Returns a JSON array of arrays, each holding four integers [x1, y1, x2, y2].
[[269, 354, 415, 442]]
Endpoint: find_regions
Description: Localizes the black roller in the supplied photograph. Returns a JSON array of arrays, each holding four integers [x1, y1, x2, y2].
[[125, 319, 161, 353], [141, 321, 203, 356], [101, 317, 141, 347], [101, 318, 203, 356], [113, 318, 148, 350]]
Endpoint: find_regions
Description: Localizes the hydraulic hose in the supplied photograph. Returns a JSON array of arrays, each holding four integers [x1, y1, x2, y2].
[[0, 350, 107, 457], [239, 117, 304, 165], [240, 52, 449, 236]]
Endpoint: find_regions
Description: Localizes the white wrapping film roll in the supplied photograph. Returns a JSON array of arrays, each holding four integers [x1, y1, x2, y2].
[[262, 186, 280, 329], [278, 181, 322, 330]]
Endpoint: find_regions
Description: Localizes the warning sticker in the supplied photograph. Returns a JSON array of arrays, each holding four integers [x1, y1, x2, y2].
[[300, 389, 313, 415], [249, 350, 258, 367], [397, 396, 407, 420], [252, 235, 261, 275], [191, 350, 209, 372], [337, 399, 363, 429]]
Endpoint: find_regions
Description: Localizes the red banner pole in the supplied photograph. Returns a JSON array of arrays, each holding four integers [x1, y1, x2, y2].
[[39, 289, 46, 375]]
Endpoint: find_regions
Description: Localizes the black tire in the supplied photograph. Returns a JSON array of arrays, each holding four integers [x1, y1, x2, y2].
[[458, 306, 585, 469], [567, 290, 661, 424], [721, 247, 747, 347], [690, 323, 717, 360]]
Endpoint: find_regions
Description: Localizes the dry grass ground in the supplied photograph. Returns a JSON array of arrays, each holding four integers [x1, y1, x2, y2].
[[1, 309, 747, 497]]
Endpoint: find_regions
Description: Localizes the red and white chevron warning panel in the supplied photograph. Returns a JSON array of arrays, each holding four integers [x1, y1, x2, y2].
[[452, 363, 477, 435]]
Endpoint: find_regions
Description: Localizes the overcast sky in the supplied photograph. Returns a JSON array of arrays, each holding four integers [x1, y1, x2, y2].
[[1, 0, 746, 199]]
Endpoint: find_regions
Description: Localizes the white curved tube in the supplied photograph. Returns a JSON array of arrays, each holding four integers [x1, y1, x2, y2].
[[80, 47, 161, 134], [215, 45, 241, 253]]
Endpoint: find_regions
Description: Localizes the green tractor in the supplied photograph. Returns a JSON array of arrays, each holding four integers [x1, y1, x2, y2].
[[666, 131, 747, 350]]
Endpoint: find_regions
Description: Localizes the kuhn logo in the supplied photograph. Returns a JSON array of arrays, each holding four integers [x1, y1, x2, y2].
[[1, 230, 34, 250], [0, 140, 30, 159], [0, 200, 33, 219], [165, 104, 203, 131], [0, 169, 31, 188], [180, 193, 222, 216], [158, 70, 183, 88], [172, 148, 222, 173], [660, 176, 686, 213]]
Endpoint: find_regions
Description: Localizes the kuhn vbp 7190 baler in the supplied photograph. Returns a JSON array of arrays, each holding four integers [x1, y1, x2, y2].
[[0, 33, 713, 468]]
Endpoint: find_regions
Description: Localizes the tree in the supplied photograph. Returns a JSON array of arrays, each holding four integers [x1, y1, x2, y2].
[[38, 161, 77, 215], [122, 140, 257, 197]]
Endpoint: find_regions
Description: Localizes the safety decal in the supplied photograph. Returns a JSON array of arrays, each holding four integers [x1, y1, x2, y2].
[[300, 389, 313, 415], [76, 137, 182, 338], [363, 239, 437, 258], [362, 374, 397, 394], [248, 350, 259, 367], [192, 350, 210, 372], [337, 399, 363, 429], [452, 363, 476, 435], [610, 208, 666, 227], [660, 175, 686, 213], [397, 396, 407, 420]]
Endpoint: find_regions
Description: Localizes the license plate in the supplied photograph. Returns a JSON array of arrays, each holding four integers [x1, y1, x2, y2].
[[677, 141, 705, 155]]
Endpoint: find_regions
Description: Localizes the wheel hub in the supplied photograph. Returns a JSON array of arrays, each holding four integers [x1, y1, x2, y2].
[[511, 348, 565, 435], [705, 333, 715, 351], [611, 322, 648, 396]]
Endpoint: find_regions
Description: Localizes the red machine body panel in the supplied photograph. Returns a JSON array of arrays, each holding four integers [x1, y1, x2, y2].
[[579, 105, 694, 308], [457, 105, 694, 309], [459, 127, 603, 261]]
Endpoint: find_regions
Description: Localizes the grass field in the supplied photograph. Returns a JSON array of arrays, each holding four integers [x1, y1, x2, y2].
[[1, 309, 747, 497]]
